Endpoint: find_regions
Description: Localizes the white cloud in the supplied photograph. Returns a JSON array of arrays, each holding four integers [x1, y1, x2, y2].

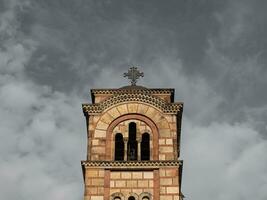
[[0, 1, 85, 199], [0, 1, 267, 200], [182, 119, 267, 200]]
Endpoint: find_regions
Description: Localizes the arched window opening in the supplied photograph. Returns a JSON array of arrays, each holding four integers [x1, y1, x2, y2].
[[127, 122, 137, 160], [115, 133, 124, 161], [141, 133, 150, 160], [114, 197, 121, 200], [128, 196, 135, 200]]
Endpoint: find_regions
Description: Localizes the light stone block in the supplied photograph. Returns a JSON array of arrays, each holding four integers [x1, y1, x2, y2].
[[149, 180, 154, 187], [159, 129, 171, 137], [159, 139, 165, 145], [128, 103, 138, 113], [159, 146, 173, 153], [116, 104, 128, 115], [94, 129, 106, 138], [165, 169, 177, 177], [88, 187, 98, 194], [98, 170, 104, 177], [143, 172, 154, 179], [160, 186, 166, 194], [108, 107, 121, 119], [91, 147, 105, 154], [115, 180, 126, 187], [166, 187, 179, 194], [159, 169, 166, 177], [145, 107, 158, 119], [127, 180, 137, 187], [160, 195, 173, 200], [166, 139, 173, 145], [159, 154, 166, 160], [110, 172, 120, 179], [110, 181, 115, 187], [160, 178, 173, 186], [132, 172, 142, 179], [157, 119, 170, 129], [100, 113, 114, 124], [137, 104, 149, 114], [92, 178, 104, 186], [91, 196, 104, 200], [98, 187, 104, 194], [96, 121, 109, 130], [121, 172, 132, 179], [87, 170, 98, 177], [138, 180, 148, 187], [92, 139, 99, 145]]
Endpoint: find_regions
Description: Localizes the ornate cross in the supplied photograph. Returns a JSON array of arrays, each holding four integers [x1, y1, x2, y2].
[[123, 66, 144, 86]]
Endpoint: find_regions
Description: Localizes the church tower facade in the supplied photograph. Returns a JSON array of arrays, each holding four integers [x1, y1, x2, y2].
[[81, 68, 184, 200]]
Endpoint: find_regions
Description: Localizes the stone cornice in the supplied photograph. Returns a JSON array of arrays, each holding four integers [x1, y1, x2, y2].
[[81, 160, 183, 169], [91, 88, 174, 95], [83, 93, 183, 115]]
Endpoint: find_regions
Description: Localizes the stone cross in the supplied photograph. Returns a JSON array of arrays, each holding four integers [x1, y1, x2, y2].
[[123, 66, 144, 86]]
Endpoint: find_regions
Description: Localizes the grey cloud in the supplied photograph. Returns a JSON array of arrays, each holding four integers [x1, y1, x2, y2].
[[1, 0, 267, 200]]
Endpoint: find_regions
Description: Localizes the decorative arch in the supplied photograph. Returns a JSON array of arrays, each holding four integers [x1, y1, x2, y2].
[[126, 193, 139, 200], [95, 102, 171, 133], [110, 192, 125, 200], [139, 192, 152, 200], [106, 114, 159, 160]]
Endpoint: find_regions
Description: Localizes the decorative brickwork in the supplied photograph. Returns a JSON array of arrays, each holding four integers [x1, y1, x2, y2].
[[81, 161, 182, 168], [83, 93, 183, 114], [81, 85, 184, 200]]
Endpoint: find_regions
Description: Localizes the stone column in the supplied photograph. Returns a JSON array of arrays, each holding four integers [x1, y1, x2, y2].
[[137, 139, 141, 161]]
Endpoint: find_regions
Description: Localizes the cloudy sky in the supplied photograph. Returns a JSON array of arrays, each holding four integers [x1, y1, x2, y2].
[[0, 0, 267, 199]]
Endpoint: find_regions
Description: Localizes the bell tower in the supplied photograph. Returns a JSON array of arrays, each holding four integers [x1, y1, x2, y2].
[[81, 67, 184, 200]]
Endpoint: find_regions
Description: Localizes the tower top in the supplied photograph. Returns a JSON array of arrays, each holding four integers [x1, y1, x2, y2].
[[123, 66, 144, 86]]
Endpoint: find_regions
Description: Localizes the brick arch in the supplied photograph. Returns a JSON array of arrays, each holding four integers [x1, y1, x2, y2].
[[95, 102, 171, 132], [111, 119, 153, 160], [139, 192, 152, 200], [106, 114, 159, 160], [110, 192, 125, 200], [126, 193, 139, 200]]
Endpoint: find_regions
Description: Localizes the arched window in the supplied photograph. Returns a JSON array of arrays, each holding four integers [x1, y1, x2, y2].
[[141, 133, 150, 160], [115, 133, 124, 161], [128, 196, 135, 200], [140, 192, 151, 200], [127, 122, 137, 160], [114, 197, 121, 200], [142, 197, 149, 200]]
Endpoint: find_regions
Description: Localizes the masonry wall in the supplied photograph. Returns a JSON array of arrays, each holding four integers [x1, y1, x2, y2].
[[109, 171, 155, 196], [83, 92, 182, 200], [84, 168, 105, 200], [88, 103, 179, 162], [159, 168, 180, 200]]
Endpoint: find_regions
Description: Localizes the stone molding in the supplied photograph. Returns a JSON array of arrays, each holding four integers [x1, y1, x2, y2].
[[83, 93, 183, 114], [81, 160, 183, 169], [91, 88, 174, 95]]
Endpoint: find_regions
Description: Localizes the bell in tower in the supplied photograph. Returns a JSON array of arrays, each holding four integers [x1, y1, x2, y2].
[[81, 67, 184, 200]]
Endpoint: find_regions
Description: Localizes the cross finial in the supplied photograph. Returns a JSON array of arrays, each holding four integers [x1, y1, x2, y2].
[[123, 66, 144, 86]]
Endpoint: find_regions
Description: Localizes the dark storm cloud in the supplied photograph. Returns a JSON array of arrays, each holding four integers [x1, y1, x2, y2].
[[1, 0, 267, 200], [21, 0, 225, 91]]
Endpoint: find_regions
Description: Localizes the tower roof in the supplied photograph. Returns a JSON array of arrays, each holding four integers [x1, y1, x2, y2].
[[90, 86, 175, 104]]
